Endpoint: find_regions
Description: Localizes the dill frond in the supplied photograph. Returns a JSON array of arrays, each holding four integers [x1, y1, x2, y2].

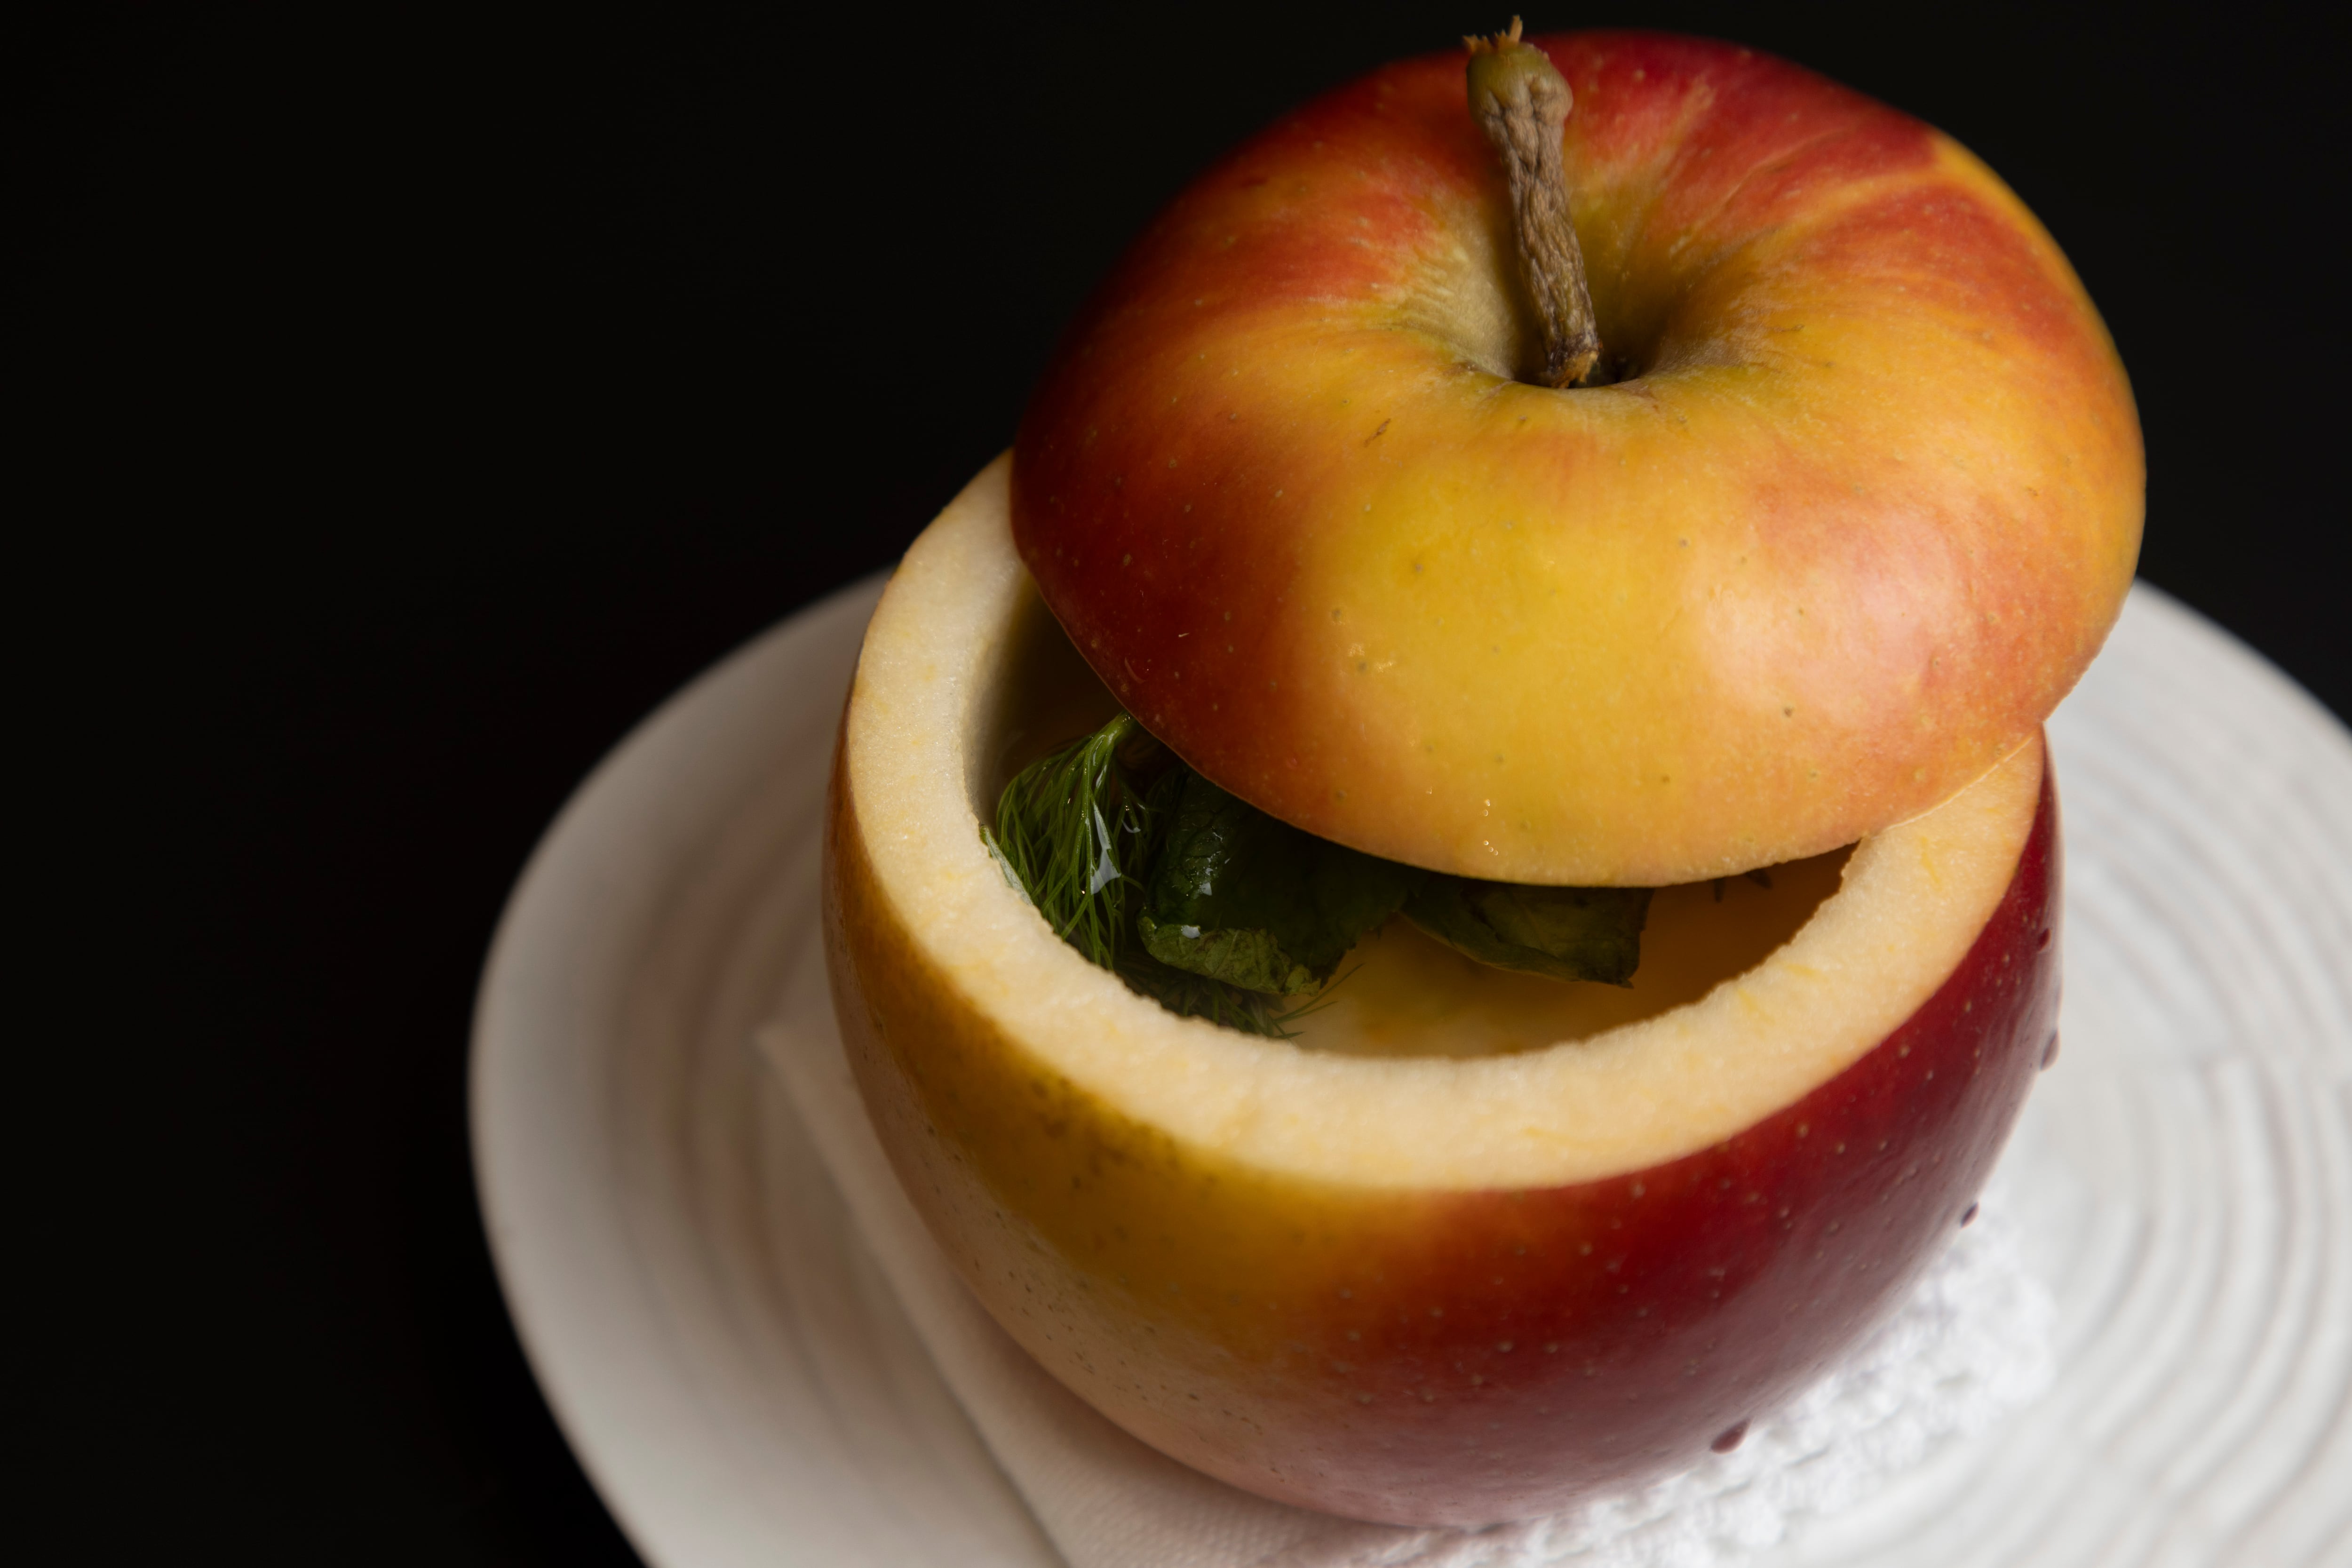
[[984, 712, 1304, 1037], [984, 714, 1156, 969]]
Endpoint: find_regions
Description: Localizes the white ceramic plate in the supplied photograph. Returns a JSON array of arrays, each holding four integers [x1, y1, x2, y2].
[[472, 576, 2352, 1568]]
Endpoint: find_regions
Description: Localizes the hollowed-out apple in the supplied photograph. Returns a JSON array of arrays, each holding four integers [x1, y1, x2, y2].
[[822, 459, 2059, 1524]]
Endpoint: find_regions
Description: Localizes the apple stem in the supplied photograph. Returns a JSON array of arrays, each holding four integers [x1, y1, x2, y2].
[[1466, 20, 1610, 388]]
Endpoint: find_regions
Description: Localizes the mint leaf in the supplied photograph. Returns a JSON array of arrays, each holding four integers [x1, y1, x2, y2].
[[1112, 949, 1301, 1035], [987, 710, 1654, 1029], [1142, 772, 1421, 992], [1137, 914, 1317, 995], [988, 717, 1310, 1034], [1403, 879, 1651, 986]]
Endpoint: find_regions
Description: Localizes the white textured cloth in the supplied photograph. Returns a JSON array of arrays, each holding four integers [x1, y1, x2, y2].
[[757, 948, 2055, 1568]]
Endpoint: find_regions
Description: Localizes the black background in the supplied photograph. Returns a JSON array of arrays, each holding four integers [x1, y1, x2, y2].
[[22, 2, 2343, 1560]]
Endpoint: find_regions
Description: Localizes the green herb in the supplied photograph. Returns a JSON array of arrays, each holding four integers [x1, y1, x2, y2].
[[1402, 879, 1651, 987], [1139, 771, 1418, 992], [985, 710, 1652, 1034], [1112, 949, 1324, 1036], [985, 717, 1307, 1035], [983, 714, 1159, 969]]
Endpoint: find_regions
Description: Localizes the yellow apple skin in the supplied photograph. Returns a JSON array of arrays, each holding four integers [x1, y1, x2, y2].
[[825, 732, 2059, 1525], [1012, 31, 2139, 885]]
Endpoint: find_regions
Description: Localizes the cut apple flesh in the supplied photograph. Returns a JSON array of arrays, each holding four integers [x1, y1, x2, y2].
[[826, 456, 2058, 1521]]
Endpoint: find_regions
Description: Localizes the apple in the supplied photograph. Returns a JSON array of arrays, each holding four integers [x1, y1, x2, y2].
[[824, 459, 2058, 1524], [1012, 29, 2139, 886], [823, 28, 2127, 1526]]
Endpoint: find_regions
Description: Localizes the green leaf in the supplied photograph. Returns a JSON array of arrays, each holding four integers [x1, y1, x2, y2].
[[1402, 878, 1652, 986], [985, 710, 1655, 1034], [1136, 913, 1318, 996], [1141, 772, 1422, 992], [985, 715, 1306, 1035], [1111, 949, 1310, 1036], [982, 714, 1160, 969]]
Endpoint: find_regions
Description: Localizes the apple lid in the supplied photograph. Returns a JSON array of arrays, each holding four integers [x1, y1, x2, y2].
[[1011, 30, 2140, 886]]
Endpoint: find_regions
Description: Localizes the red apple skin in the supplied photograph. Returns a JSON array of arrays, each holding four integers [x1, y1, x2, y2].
[[1249, 766, 2061, 1522], [1009, 31, 2139, 887], [827, 745, 2061, 1524]]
